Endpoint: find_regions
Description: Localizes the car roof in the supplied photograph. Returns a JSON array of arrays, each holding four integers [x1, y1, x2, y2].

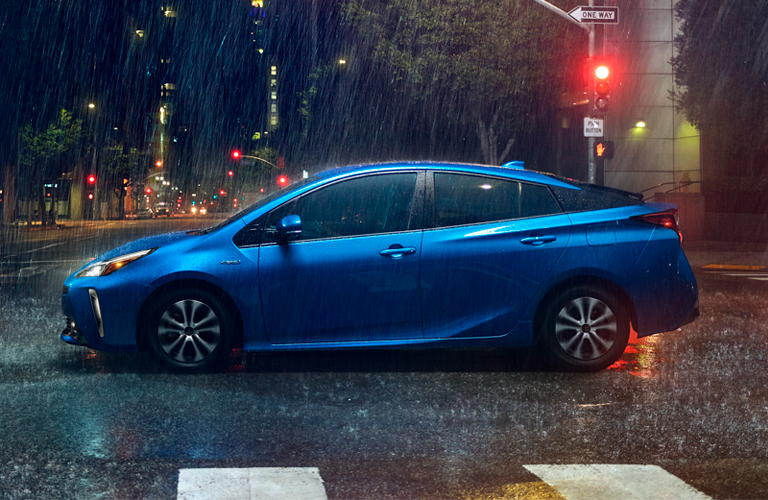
[[315, 161, 578, 189]]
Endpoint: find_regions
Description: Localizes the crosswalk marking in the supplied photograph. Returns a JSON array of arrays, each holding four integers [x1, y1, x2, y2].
[[523, 464, 712, 500], [177, 467, 327, 500], [177, 465, 712, 500]]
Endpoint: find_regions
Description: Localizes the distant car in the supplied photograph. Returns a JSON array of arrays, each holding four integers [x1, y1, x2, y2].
[[155, 204, 171, 217], [61, 162, 698, 373], [136, 208, 154, 219], [190, 206, 207, 215]]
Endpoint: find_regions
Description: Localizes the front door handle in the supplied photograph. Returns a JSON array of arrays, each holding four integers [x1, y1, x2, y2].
[[379, 246, 417, 259], [520, 235, 556, 246]]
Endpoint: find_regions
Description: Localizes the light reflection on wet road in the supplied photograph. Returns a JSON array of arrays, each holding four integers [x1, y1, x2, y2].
[[607, 330, 662, 378]]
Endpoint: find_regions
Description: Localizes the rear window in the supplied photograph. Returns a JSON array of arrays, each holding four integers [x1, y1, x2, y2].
[[550, 182, 643, 213]]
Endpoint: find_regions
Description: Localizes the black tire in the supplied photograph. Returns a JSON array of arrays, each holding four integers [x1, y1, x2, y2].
[[539, 285, 629, 372], [146, 288, 233, 373]]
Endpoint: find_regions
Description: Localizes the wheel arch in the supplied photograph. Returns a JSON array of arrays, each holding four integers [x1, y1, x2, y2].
[[135, 278, 244, 352], [533, 275, 638, 342]]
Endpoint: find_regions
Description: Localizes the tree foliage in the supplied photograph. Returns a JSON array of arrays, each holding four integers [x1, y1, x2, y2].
[[671, 0, 768, 176], [19, 109, 83, 170], [342, 0, 583, 165], [18, 109, 83, 224]]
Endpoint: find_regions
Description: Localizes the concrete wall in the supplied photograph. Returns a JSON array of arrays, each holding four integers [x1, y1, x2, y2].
[[604, 0, 701, 197]]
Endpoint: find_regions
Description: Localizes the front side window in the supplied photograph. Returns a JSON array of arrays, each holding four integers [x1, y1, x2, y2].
[[433, 173, 561, 228], [265, 172, 420, 241]]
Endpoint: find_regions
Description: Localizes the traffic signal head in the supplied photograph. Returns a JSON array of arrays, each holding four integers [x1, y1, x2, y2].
[[228, 170, 234, 177], [593, 64, 611, 114], [594, 140, 615, 160], [277, 175, 288, 186], [231, 150, 241, 160], [145, 187, 152, 194], [87, 174, 96, 184]]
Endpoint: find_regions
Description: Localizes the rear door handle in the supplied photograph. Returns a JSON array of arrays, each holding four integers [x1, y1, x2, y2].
[[520, 235, 556, 246], [379, 246, 417, 259]]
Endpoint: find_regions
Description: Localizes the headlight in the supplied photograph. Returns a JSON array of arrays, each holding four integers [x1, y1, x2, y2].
[[76, 248, 157, 278]]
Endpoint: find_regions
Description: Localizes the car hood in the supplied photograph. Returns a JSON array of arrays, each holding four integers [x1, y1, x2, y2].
[[94, 230, 196, 263]]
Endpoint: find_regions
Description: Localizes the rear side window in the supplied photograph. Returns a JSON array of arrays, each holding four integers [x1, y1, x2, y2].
[[433, 173, 561, 228], [550, 183, 644, 213]]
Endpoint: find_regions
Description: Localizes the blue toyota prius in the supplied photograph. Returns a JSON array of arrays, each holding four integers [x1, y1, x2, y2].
[[61, 162, 699, 372]]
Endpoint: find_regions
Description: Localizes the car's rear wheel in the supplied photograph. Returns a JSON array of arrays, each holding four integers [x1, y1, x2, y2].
[[147, 289, 233, 373], [539, 286, 629, 372]]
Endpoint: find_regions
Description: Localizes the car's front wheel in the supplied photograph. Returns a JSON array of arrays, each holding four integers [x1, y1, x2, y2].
[[147, 289, 233, 373], [539, 286, 629, 372]]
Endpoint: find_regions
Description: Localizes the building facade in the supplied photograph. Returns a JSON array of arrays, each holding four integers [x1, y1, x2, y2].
[[605, 0, 701, 196]]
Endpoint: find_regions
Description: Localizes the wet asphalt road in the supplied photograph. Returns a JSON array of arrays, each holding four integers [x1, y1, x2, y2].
[[1, 219, 768, 499]]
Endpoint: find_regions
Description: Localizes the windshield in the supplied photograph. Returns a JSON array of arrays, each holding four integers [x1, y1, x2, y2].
[[190, 175, 318, 235]]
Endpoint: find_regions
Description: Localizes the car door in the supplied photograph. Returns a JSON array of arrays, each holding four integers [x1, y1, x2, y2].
[[421, 171, 571, 339], [259, 171, 425, 344]]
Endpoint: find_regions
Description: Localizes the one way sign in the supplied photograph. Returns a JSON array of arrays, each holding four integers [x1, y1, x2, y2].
[[568, 6, 619, 24]]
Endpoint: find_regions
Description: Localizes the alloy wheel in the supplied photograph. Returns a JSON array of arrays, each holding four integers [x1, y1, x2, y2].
[[157, 299, 222, 364], [554, 296, 618, 361]]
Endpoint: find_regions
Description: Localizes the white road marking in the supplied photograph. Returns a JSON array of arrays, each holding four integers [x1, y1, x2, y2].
[[177, 467, 327, 500], [1, 234, 98, 260], [705, 271, 768, 282], [524, 464, 712, 500]]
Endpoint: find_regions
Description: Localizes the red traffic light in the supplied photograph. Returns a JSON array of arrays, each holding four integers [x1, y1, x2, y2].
[[228, 170, 234, 177], [145, 187, 152, 194], [87, 193, 94, 200], [87, 174, 96, 184], [277, 175, 288, 186], [593, 63, 611, 113], [231, 150, 241, 160], [220, 190, 226, 196]]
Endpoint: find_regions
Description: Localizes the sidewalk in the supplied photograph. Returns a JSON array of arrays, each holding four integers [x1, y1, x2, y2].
[[684, 240, 768, 269]]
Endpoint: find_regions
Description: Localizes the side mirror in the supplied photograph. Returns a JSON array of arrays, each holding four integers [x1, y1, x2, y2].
[[276, 214, 302, 240]]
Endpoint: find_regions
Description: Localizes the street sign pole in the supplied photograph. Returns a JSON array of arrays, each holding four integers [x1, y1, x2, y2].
[[587, 0, 596, 184], [531, 0, 609, 184]]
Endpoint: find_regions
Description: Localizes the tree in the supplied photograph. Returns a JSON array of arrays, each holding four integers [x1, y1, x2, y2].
[[18, 109, 83, 225], [101, 144, 147, 219], [342, 0, 582, 165], [671, 0, 768, 177]]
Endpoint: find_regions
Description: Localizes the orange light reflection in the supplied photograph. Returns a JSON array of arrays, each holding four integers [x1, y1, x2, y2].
[[608, 327, 661, 378]]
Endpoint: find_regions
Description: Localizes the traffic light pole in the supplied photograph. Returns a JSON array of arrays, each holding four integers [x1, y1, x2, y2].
[[587, 0, 597, 184], [530, 0, 599, 184]]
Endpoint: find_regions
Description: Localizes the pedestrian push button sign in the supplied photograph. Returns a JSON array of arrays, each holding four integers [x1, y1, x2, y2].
[[584, 118, 604, 137]]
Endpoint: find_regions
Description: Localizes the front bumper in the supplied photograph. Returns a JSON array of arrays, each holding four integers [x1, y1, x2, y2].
[[61, 274, 148, 352], [61, 317, 92, 348]]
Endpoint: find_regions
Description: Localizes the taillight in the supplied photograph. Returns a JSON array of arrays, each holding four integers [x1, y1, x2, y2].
[[633, 209, 682, 244]]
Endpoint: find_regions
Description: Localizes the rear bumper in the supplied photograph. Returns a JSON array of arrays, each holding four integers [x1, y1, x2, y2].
[[678, 298, 700, 328]]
